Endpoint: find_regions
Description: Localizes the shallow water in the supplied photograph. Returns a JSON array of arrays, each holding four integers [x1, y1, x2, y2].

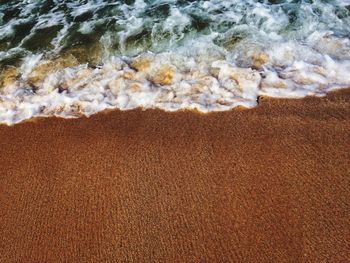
[[0, 0, 350, 124]]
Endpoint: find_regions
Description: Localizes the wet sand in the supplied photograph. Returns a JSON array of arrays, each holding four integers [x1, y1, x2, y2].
[[0, 90, 349, 262]]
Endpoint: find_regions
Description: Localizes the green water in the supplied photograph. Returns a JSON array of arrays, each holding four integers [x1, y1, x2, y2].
[[1, 0, 350, 67]]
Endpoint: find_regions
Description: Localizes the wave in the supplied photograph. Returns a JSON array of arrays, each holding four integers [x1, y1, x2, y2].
[[1, 0, 350, 124]]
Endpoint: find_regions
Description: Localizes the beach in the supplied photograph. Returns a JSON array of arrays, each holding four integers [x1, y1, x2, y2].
[[0, 89, 349, 262], [1, 0, 350, 262]]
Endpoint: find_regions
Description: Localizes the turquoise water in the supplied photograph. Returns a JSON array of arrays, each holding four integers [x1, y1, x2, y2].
[[0, 0, 350, 124]]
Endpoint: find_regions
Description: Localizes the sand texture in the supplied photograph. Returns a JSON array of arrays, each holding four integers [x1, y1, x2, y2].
[[0, 90, 349, 262]]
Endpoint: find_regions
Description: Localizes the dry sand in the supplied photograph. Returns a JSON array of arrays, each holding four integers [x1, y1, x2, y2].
[[0, 90, 349, 262]]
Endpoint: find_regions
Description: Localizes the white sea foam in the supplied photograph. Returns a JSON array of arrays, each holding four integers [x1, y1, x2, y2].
[[0, 0, 350, 124], [1, 36, 350, 125]]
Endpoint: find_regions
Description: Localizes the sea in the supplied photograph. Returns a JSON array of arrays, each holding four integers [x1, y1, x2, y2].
[[0, 0, 350, 124]]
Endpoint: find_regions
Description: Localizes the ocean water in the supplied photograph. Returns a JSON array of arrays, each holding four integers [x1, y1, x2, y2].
[[0, 0, 350, 124]]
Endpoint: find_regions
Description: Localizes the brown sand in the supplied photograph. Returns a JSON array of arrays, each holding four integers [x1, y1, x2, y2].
[[0, 90, 349, 263]]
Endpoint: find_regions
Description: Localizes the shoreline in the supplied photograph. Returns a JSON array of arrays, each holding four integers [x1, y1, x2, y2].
[[1, 88, 349, 127], [0, 89, 349, 262]]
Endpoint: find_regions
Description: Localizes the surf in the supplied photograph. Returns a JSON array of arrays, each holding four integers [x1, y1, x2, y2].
[[1, 0, 350, 124]]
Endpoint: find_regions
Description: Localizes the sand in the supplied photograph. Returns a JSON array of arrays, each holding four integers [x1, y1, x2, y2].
[[0, 90, 349, 262]]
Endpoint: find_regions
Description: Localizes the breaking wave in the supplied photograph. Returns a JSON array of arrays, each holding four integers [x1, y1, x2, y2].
[[1, 0, 350, 124]]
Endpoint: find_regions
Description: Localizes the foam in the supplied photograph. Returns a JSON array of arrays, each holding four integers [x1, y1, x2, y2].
[[1, 37, 350, 125], [0, 0, 350, 124]]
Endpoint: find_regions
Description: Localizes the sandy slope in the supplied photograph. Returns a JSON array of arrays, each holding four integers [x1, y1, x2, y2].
[[0, 90, 349, 262]]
